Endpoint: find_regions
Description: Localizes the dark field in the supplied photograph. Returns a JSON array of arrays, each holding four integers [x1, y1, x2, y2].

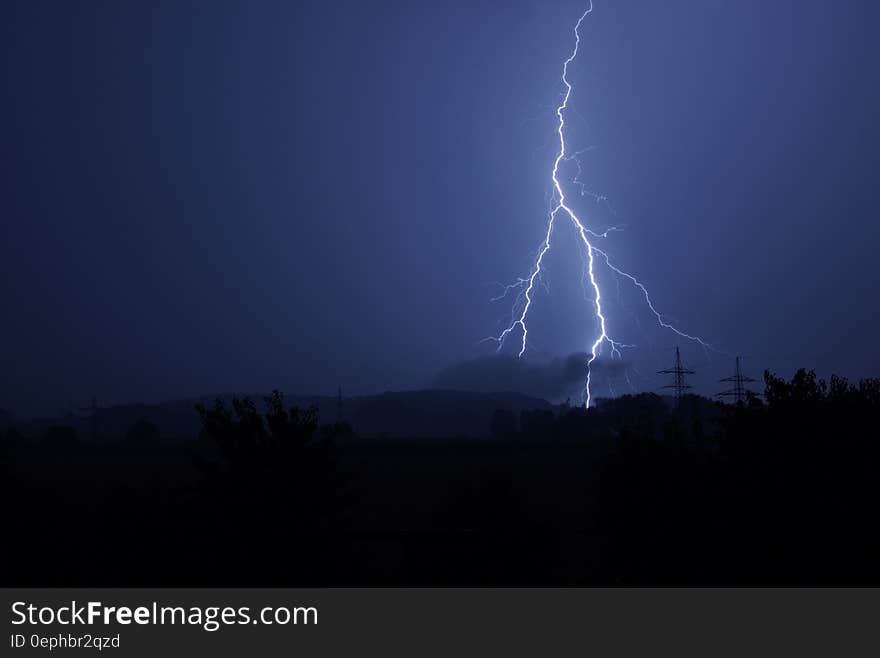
[[4, 437, 611, 585]]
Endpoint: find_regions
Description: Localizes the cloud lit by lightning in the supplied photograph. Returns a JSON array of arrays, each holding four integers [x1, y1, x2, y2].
[[488, 1, 712, 408]]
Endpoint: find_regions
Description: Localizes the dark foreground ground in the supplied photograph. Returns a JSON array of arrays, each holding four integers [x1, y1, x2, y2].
[[4, 437, 611, 585], [2, 370, 879, 585]]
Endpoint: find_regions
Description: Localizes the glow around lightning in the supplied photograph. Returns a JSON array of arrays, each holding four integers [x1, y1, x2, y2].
[[492, 1, 712, 408]]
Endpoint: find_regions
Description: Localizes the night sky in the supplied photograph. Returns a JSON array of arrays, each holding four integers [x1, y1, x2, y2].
[[3, 0, 879, 416]]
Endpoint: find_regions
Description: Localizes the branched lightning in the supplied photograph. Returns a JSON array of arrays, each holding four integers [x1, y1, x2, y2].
[[489, 1, 713, 408], [590, 245, 713, 356]]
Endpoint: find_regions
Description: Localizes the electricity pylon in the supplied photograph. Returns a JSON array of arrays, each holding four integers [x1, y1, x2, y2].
[[658, 347, 694, 403], [717, 356, 758, 404]]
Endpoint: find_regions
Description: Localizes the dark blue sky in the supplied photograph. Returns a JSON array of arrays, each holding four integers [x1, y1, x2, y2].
[[3, 1, 879, 416]]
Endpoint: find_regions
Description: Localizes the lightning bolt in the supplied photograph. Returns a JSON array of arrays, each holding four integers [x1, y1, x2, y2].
[[489, 1, 713, 408]]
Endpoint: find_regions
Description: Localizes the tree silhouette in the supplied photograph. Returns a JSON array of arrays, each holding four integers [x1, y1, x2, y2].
[[195, 390, 319, 463], [193, 390, 340, 581]]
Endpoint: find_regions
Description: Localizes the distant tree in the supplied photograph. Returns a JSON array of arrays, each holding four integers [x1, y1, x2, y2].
[[263, 389, 320, 451], [194, 391, 339, 575], [764, 368, 826, 407], [196, 396, 259, 460], [762, 368, 880, 411], [490, 408, 517, 438], [858, 377, 880, 405], [125, 419, 160, 443], [195, 390, 321, 465]]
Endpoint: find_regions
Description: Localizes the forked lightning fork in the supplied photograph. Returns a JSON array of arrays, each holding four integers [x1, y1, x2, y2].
[[490, 1, 712, 408]]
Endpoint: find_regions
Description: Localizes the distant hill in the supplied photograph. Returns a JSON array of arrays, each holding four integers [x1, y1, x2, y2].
[[10, 390, 556, 440]]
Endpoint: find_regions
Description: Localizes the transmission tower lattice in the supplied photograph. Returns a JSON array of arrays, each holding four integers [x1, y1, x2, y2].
[[717, 356, 758, 404], [658, 347, 694, 401]]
